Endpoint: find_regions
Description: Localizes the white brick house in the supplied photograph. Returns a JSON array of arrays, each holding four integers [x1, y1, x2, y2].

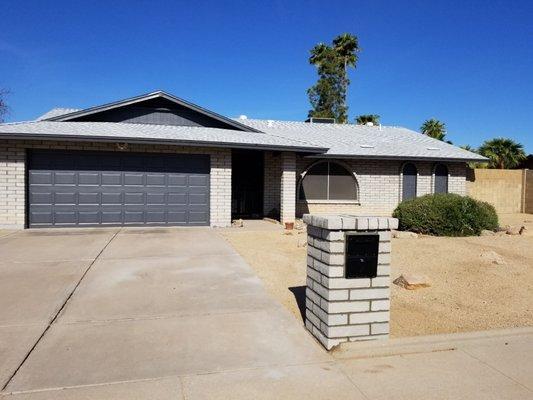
[[0, 91, 485, 229]]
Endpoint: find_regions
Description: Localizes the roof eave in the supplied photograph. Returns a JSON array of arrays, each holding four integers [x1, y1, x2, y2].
[[0, 133, 326, 153], [307, 153, 489, 163]]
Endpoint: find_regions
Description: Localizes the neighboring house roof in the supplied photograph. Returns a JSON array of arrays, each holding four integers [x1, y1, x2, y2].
[[37, 108, 80, 120], [0, 91, 486, 162], [236, 119, 486, 162], [0, 120, 324, 153]]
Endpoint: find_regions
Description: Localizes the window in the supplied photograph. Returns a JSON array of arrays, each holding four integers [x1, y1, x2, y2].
[[434, 164, 448, 193], [402, 163, 417, 200], [299, 161, 357, 201]]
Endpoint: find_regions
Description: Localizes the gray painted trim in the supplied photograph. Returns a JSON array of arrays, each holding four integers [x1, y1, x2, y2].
[[0, 133, 326, 153], [44, 91, 262, 133]]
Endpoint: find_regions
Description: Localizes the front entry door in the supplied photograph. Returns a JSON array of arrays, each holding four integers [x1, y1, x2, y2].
[[231, 150, 264, 219]]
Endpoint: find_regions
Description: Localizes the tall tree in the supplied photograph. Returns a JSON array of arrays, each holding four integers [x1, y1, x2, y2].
[[308, 33, 359, 123], [355, 114, 380, 125], [420, 118, 447, 140], [332, 33, 359, 105], [0, 89, 8, 123], [478, 138, 526, 169]]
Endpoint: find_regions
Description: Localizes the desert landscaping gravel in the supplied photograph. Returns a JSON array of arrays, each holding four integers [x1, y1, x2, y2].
[[221, 214, 533, 337]]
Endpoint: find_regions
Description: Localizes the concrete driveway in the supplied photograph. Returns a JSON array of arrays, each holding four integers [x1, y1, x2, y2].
[[2, 227, 531, 400], [0, 227, 337, 398]]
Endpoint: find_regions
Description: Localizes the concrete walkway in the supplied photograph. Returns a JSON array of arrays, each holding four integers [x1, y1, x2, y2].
[[0, 227, 532, 399]]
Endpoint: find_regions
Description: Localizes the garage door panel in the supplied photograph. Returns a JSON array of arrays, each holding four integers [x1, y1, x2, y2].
[[189, 211, 209, 224], [189, 193, 208, 205], [79, 172, 99, 185], [146, 211, 166, 223], [101, 192, 122, 205], [30, 192, 53, 204], [167, 193, 187, 205], [28, 150, 210, 227], [55, 212, 77, 224], [188, 175, 209, 186], [54, 172, 76, 185], [30, 211, 53, 225], [29, 171, 53, 185], [79, 192, 100, 205], [146, 174, 166, 186], [124, 211, 144, 224], [124, 192, 144, 204], [101, 173, 122, 186], [78, 212, 100, 224], [124, 173, 144, 186], [146, 193, 165, 205], [167, 211, 187, 223], [101, 211, 122, 224], [168, 175, 187, 186]]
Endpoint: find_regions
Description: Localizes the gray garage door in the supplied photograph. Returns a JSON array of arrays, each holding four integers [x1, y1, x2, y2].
[[28, 150, 210, 227]]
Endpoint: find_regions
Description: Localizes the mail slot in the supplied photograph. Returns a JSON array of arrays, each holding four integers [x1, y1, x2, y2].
[[345, 233, 379, 279]]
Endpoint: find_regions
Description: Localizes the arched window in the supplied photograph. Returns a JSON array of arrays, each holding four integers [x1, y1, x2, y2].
[[402, 163, 417, 200], [434, 164, 448, 194], [299, 161, 357, 201]]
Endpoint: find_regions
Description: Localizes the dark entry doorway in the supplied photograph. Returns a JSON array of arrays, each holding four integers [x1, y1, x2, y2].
[[232, 150, 264, 219]]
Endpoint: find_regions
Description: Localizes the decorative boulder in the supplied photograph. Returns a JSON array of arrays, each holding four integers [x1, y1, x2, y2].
[[480, 230, 496, 236], [393, 274, 431, 290], [392, 230, 419, 239], [480, 250, 505, 265]]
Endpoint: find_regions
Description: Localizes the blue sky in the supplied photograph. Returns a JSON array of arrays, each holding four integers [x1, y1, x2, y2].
[[1, 0, 532, 152]]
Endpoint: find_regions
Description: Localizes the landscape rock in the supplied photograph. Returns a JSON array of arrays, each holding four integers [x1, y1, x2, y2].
[[294, 219, 306, 230], [232, 219, 244, 228], [480, 250, 505, 265], [506, 226, 522, 235], [393, 274, 431, 290], [297, 236, 307, 247], [392, 230, 419, 239], [480, 230, 496, 236]]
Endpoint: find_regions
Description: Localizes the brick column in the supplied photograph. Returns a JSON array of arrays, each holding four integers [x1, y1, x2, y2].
[[0, 142, 25, 228], [280, 152, 296, 225], [303, 214, 397, 350], [209, 149, 232, 227]]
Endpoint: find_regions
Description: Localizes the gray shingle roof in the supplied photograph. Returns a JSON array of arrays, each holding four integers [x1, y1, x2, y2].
[[236, 119, 486, 162], [0, 120, 324, 152]]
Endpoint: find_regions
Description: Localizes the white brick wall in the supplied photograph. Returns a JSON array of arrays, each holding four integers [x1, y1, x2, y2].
[[296, 157, 467, 216], [0, 140, 232, 228], [280, 152, 296, 224], [263, 151, 281, 216]]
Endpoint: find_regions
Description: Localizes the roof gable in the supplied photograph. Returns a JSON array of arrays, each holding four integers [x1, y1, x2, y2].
[[43, 91, 259, 132]]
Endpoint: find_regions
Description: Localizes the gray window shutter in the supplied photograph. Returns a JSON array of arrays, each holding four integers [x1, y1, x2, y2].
[[434, 164, 448, 193], [402, 163, 417, 200]]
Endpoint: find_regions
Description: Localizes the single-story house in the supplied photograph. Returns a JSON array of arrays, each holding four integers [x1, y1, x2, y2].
[[0, 90, 486, 228]]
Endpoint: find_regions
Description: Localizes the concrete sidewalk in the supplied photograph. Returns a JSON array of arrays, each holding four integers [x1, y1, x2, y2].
[[2, 327, 531, 399]]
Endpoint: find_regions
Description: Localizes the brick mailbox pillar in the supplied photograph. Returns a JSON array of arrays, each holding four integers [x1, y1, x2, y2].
[[302, 214, 398, 350]]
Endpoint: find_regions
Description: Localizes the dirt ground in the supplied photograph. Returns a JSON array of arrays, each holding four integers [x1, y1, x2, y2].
[[220, 214, 533, 338]]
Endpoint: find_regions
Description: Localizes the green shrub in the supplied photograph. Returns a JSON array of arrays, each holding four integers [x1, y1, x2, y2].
[[392, 194, 499, 236]]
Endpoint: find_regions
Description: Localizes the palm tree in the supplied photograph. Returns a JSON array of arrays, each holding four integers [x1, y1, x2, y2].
[[355, 114, 380, 125], [478, 138, 526, 169], [333, 33, 359, 114], [308, 43, 330, 66], [420, 118, 447, 140]]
